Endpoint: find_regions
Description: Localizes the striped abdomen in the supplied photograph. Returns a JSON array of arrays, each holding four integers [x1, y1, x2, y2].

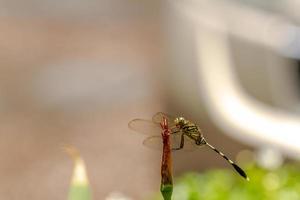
[[206, 143, 249, 180]]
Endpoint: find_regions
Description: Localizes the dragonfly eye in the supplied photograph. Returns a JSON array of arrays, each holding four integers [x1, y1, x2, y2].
[[175, 117, 185, 126], [179, 117, 185, 123]]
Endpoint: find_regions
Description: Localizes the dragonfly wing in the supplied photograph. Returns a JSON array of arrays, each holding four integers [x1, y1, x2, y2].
[[152, 112, 176, 127], [142, 131, 198, 151], [142, 136, 163, 150], [143, 134, 183, 151], [128, 119, 161, 135]]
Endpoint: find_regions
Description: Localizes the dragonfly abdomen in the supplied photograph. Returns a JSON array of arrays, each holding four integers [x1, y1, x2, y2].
[[206, 143, 249, 180]]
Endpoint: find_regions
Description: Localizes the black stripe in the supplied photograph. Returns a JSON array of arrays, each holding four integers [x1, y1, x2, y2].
[[183, 125, 198, 131], [232, 164, 249, 180], [206, 143, 249, 181], [211, 147, 231, 162]]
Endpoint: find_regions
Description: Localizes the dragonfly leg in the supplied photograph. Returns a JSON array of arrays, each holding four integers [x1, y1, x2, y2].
[[172, 134, 185, 151], [171, 128, 179, 133]]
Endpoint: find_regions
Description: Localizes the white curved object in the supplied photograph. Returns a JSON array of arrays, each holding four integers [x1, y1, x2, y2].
[[195, 28, 300, 159]]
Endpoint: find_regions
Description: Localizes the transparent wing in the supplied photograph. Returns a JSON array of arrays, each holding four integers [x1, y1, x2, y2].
[[152, 112, 176, 127], [128, 119, 161, 135], [142, 132, 198, 151], [142, 136, 163, 150], [142, 133, 184, 150]]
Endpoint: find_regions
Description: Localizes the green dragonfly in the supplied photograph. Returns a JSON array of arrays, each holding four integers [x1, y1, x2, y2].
[[128, 112, 249, 180]]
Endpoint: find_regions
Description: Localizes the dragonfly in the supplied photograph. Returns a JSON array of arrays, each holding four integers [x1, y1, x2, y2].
[[128, 112, 249, 180]]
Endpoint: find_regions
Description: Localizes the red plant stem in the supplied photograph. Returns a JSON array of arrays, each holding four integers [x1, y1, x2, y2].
[[160, 116, 173, 200]]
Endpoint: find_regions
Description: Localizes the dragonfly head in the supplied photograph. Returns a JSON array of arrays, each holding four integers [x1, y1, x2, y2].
[[174, 117, 187, 128]]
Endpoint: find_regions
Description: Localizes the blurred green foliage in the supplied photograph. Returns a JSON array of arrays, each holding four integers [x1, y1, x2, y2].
[[154, 163, 300, 200]]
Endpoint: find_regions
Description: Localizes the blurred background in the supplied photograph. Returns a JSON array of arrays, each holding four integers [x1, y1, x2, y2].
[[1, 0, 300, 199]]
